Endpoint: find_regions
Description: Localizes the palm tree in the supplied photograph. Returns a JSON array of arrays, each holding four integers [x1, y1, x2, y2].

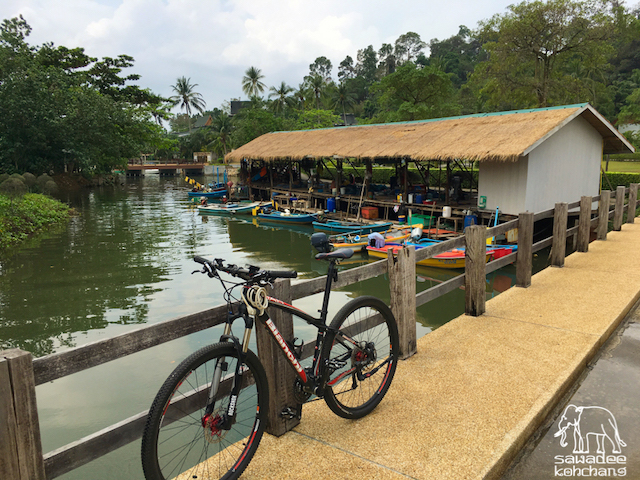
[[332, 83, 356, 125], [169, 77, 206, 131], [293, 83, 309, 110], [307, 74, 325, 110], [268, 81, 294, 115], [242, 66, 266, 98], [209, 112, 233, 157]]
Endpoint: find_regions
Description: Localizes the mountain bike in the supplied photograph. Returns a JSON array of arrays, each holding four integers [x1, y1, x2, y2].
[[141, 233, 399, 480]]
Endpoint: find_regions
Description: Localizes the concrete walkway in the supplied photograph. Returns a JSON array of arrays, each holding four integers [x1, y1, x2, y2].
[[242, 220, 640, 480]]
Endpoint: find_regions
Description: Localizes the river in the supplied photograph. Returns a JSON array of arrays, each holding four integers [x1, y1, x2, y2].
[[0, 174, 529, 479]]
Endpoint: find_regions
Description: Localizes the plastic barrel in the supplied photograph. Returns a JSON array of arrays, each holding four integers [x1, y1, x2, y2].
[[415, 194, 423, 204], [398, 215, 406, 223], [327, 197, 336, 212], [464, 214, 478, 230]]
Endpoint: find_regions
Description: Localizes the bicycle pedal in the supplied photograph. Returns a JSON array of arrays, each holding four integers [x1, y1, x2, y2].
[[280, 407, 299, 420]]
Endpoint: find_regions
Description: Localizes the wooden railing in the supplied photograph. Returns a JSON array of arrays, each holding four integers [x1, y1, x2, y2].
[[1, 185, 638, 479]]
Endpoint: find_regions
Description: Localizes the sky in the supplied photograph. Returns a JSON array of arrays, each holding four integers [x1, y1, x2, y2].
[[0, 0, 517, 113]]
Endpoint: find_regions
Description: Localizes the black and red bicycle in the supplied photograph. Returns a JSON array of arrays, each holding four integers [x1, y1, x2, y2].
[[141, 233, 399, 480]]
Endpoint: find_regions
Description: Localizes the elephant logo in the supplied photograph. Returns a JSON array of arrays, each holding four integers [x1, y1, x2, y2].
[[554, 404, 626, 454]]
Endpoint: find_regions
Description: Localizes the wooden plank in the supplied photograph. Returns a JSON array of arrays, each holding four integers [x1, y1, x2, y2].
[[464, 225, 486, 316], [0, 357, 20, 479], [290, 259, 387, 300], [627, 183, 638, 223], [597, 190, 610, 240], [388, 246, 417, 359], [486, 218, 518, 238], [614, 185, 625, 231], [532, 236, 554, 254], [33, 305, 229, 385], [2, 350, 45, 480], [550, 203, 568, 267], [533, 207, 555, 222], [577, 196, 591, 252], [516, 212, 534, 288], [486, 252, 517, 274], [415, 275, 465, 307], [255, 279, 300, 436]]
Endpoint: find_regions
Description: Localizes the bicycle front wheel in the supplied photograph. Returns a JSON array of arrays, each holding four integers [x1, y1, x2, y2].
[[141, 342, 268, 480], [322, 296, 399, 419]]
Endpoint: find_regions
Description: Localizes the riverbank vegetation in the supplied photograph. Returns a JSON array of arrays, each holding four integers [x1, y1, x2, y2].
[[0, 193, 70, 251]]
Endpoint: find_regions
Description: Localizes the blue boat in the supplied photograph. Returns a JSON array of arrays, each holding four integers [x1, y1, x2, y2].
[[312, 219, 393, 235], [257, 211, 318, 224], [188, 188, 226, 199]]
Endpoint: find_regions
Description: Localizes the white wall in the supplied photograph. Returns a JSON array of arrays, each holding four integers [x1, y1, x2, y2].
[[477, 158, 528, 215], [525, 116, 602, 213], [477, 115, 603, 216]]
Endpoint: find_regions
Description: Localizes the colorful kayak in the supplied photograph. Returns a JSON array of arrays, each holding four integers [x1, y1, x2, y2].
[[198, 201, 262, 215], [313, 219, 393, 235]]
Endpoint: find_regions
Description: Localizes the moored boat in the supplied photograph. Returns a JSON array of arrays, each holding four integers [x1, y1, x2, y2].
[[257, 210, 319, 224], [330, 224, 422, 250], [188, 188, 227, 199], [197, 201, 262, 215], [313, 219, 393, 235], [366, 243, 493, 269]]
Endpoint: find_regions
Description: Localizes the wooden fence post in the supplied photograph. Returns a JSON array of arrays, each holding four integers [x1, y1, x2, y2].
[[0, 350, 45, 480], [577, 196, 592, 252], [255, 279, 300, 436], [550, 203, 568, 267], [627, 183, 638, 223], [516, 212, 534, 288], [597, 190, 610, 240], [464, 225, 486, 316], [388, 245, 417, 359], [614, 185, 625, 231]]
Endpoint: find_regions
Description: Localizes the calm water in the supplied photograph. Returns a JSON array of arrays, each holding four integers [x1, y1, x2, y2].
[[0, 175, 527, 479]]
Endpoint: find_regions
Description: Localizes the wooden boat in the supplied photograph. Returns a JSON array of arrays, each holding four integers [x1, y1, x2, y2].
[[197, 201, 262, 215], [313, 219, 393, 235], [366, 243, 493, 269], [257, 210, 319, 224], [330, 225, 422, 250], [188, 188, 226, 199]]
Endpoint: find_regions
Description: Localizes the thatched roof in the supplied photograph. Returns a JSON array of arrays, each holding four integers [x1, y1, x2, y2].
[[225, 104, 634, 163]]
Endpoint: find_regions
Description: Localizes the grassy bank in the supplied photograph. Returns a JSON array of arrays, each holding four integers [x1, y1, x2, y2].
[[0, 193, 71, 250]]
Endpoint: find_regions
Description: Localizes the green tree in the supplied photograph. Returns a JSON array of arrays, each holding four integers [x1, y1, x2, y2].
[[268, 81, 294, 115], [371, 63, 460, 122], [355, 45, 378, 86], [309, 56, 333, 82], [242, 66, 266, 98], [471, 0, 615, 109], [338, 55, 356, 82], [293, 110, 340, 130], [169, 77, 206, 131], [394, 32, 426, 65], [208, 112, 233, 156], [332, 83, 357, 122]]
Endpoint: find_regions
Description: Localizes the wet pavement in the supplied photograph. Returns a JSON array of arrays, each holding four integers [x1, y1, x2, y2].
[[503, 305, 640, 480]]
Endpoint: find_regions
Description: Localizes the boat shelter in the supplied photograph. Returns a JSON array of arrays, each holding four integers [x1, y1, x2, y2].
[[225, 103, 634, 218]]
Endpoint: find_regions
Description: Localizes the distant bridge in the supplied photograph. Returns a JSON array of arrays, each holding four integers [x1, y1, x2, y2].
[[126, 159, 207, 174]]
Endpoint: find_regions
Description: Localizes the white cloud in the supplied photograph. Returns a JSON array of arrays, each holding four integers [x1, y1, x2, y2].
[[0, 0, 515, 109]]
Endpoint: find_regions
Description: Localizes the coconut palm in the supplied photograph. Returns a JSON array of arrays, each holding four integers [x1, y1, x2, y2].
[[242, 66, 266, 98], [332, 83, 356, 125], [293, 83, 309, 110], [209, 112, 233, 156], [307, 74, 325, 110], [268, 81, 294, 115], [169, 77, 206, 131]]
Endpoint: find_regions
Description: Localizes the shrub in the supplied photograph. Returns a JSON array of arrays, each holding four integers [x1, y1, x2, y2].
[[0, 177, 28, 198], [22, 172, 37, 189], [43, 180, 59, 195], [0, 173, 9, 184], [10, 173, 25, 183]]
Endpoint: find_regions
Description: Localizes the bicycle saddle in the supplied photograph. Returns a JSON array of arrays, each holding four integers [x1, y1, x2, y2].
[[315, 248, 354, 261]]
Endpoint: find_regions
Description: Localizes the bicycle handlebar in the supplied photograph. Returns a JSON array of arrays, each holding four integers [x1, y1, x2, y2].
[[194, 256, 297, 282]]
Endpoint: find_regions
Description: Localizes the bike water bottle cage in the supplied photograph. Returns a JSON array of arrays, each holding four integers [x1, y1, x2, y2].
[[315, 248, 354, 261]]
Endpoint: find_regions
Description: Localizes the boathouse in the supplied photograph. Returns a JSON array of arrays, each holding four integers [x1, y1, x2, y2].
[[225, 103, 634, 216]]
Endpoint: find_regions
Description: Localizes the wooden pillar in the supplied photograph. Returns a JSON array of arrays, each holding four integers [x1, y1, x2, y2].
[[388, 245, 417, 359], [516, 212, 534, 288], [255, 279, 300, 435], [0, 350, 45, 480], [614, 186, 625, 231], [445, 161, 451, 204], [550, 202, 568, 267], [627, 183, 638, 223], [464, 225, 486, 316], [336, 159, 343, 195], [268, 163, 274, 199], [247, 160, 253, 201], [597, 190, 610, 240], [577, 196, 592, 252], [402, 160, 408, 203], [289, 162, 293, 191]]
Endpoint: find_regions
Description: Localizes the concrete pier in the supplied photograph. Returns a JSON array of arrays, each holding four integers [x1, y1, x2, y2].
[[240, 220, 640, 479]]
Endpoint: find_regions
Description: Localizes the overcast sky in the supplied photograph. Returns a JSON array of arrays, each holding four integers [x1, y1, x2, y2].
[[1, 0, 516, 113]]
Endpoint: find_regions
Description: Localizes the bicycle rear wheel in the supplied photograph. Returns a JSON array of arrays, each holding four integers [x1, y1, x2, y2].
[[141, 343, 268, 480], [321, 296, 399, 419]]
